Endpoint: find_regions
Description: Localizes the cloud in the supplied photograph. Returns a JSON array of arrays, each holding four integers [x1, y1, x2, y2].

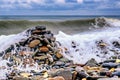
[[54, 0, 66, 4], [77, 0, 83, 4], [0, 0, 45, 8], [0, 0, 120, 15]]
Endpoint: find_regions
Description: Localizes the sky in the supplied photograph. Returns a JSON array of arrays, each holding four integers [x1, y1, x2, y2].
[[0, 0, 120, 15]]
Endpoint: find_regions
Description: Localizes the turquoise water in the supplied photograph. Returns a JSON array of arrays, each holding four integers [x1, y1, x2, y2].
[[0, 15, 120, 21]]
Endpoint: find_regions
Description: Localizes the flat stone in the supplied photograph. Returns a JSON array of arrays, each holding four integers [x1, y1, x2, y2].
[[35, 26, 46, 30], [56, 70, 72, 80], [31, 76, 45, 80], [29, 39, 40, 48], [34, 55, 48, 60], [20, 73, 31, 78], [39, 46, 49, 52], [13, 76, 29, 80], [102, 63, 118, 69]]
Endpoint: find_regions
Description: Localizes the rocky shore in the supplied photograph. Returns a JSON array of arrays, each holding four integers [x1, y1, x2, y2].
[[0, 26, 120, 80]]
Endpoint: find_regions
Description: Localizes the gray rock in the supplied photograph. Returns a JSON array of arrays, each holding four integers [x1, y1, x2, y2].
[[56, 70, 72, 80], [85, 58, 99, 67]]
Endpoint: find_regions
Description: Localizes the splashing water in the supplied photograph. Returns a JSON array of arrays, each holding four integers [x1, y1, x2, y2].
[[55, 18, 120, 64], [0, 17, 120, 79]]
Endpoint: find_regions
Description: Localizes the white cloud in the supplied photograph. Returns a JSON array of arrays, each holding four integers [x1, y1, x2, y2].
[[77, 0, 83, 4], [54, 0, 66, 4], [0, 0, 45, 8]]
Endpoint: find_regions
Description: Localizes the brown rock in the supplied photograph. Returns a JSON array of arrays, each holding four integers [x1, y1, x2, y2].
[[34, 55, 48, 60], [56, 53, 63, 59], [47, 54, 53, 63], [13, 76, 29, 80], [47, 76, 65, 80], [47, 78, 55, 80], [32, 30, 41, 34], [39, 46, 49, 52], [20, 72, 31, 78], [54, 76, 65, 80], [29, 39, 40, 48]]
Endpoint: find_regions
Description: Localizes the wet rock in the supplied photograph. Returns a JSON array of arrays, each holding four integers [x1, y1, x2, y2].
[[34, 55, 48, 60], [99, 71, 112, 77], [47, 76, 65, 80], [55, 70, 72, 80], [103, 59, 116, 63], [96, 40, 107, 49], [112, 41, 120, 48], [31, 76, 45, 80], [47, 54, 53, 63], [0, 52, 4, 57], [75, 71, 89, 80], [29, 39, 40, 48], [101, 63, 118, 69], [71, 41, 77, 48], [53, 61, 65, 68], [54, 76, 65, 80], [55, 53, 63, 59], [7, 62, 13, 67], [112, 71, 120, 77], [20, 72, 32, 78], [13, 76, 30, 80], [35, 26, 46, 30], [39, 46, 49, 52], [85, 58, 99, 67]]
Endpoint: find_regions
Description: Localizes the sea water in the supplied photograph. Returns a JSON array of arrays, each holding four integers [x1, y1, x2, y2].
[[0, 15, 120, 21]]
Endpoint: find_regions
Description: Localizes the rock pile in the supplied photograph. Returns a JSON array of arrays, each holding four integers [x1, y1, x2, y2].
[[1, 26, 74, 80], [1, 26, 120, 80]]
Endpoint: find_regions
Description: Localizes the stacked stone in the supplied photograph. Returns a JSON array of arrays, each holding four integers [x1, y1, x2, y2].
[[24, 26, 63, 65], [2, 26, 68, 80]]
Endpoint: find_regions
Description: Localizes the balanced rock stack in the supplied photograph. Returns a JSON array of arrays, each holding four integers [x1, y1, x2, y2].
[[1, 26, 70, 79], [25, 26, 63, 65]]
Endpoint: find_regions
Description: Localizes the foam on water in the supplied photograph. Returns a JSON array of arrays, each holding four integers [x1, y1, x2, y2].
[[55, 18, 120, 64], [56, 28, 120, 63], [0, 17, 120, 79]]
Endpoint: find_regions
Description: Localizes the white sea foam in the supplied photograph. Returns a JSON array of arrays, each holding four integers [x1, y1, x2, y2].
[[55, 18, 120, 64]]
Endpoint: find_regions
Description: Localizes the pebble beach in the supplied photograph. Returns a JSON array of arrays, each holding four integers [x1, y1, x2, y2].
[[0, 17, 120, 80]]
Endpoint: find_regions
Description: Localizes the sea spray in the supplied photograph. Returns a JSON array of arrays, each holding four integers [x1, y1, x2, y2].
[[55, 18, 120, 64], [55, 28, 120, 64]]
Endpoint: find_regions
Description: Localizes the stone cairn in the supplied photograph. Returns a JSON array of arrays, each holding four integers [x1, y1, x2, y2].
[[1, 26, 120, 80], [1, 26, 74, 80]]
